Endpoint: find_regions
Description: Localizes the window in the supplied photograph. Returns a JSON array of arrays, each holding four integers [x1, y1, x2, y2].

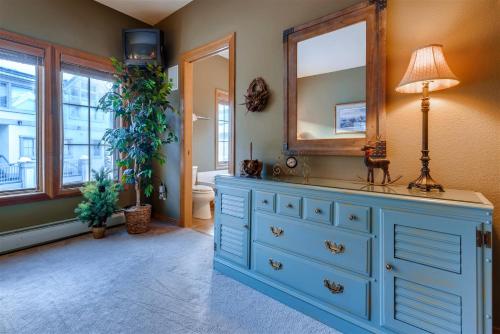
[[0, 44, 43, 195], [215, 89, 230, 170], [19, 137, 35, 159], [61, 65, 114, 186]]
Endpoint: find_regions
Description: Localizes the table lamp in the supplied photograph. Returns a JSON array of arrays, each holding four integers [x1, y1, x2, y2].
[[396, 44, 459, 192]]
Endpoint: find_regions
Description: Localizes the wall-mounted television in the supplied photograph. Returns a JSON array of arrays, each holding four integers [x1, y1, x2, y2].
[[123, 29, 164, 66]]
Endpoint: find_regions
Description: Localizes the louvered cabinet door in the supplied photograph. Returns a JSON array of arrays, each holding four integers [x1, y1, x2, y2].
[[215, 186, 251, 268], [381, 209, 480, 334]]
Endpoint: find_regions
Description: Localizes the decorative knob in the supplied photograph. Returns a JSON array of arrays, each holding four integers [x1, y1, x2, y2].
[[324, 241, 345, 254], [269, 259, 283, 270], [385, 263, 393, 271], [270, 226, 284, 237], [262, 199, 268, 204], [243, 224, 249, 229], [286, 203, 293, 208], [315, 208, 322, 214], [323, 279, 344, 294], [348, 214, 357, 221]]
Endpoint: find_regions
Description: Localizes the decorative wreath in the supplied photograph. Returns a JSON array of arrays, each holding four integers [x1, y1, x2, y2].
[[243, 77, 269, 112]]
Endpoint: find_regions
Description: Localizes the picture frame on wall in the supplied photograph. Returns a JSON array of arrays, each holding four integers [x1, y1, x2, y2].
[[334, 102, 367, 134]]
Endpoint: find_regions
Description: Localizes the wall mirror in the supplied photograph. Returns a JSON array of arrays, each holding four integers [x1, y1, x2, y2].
[[283, 1, 386, 156]]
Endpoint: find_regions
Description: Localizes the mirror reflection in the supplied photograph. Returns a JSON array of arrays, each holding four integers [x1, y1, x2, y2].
[[297, 21, 366, 140]]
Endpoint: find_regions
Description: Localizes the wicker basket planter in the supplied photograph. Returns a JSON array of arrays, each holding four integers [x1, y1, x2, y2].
[[124, 204, 152, 234], [92, 226, 106, 239]]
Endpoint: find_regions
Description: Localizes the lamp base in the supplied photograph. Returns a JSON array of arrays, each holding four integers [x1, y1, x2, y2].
[[408, 172, 444, 192]]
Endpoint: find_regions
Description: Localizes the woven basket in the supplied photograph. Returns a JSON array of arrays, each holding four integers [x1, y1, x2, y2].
[[124, 204, 152, 234]]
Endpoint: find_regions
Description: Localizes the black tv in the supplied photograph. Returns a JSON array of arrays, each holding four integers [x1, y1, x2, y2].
[[123, 29, 164, 66]]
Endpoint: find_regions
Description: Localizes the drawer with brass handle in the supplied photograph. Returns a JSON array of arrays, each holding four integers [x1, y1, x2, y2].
[[255, 191, 275, 213], [254, 212, 371, 275], [253, 243, 369, 319], [303, 197, 333, 224], [277, 194, 301, 218], [335, 202, 371, 233]]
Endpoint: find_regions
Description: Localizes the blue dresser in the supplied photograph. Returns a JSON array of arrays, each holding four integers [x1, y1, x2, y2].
[[213, 176, 493, 334]]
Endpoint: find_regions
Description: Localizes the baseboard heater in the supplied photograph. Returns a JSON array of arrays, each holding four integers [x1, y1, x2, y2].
[[0, 213, 125, 255]]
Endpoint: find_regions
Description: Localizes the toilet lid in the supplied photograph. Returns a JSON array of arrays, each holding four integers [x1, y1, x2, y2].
[[193, 185, 213, 193]]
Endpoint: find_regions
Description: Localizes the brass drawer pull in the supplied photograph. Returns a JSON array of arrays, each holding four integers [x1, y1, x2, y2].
[[286, 203, 294, 209], [323, 279, 344, 294], [324, 240, 345, 254], [269, 259, 283, 270], [270, 226, 284, 237], [315, 208, 322, 214], [348, 214, 357, 221], [262, 199, 268, 204]]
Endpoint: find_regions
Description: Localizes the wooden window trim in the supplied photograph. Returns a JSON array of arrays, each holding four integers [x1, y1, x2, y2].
[[215, 89, 229, 170], [0, 30, 52, 207], [0, 29, 116, 205], [52, 45, 113, 198]]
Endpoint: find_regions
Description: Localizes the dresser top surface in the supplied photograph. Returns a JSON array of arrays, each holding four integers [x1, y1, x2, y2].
[[217, 175, 492, 209]]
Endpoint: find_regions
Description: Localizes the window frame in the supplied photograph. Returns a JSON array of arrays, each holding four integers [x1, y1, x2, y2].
[[53, 45, 115, 198], [0, 30, 52, 206], [215, 89, 230, 170]]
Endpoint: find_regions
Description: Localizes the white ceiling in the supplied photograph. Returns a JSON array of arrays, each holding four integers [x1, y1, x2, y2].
[[94, 0, 194, 25], [297, 21, 366, 78]]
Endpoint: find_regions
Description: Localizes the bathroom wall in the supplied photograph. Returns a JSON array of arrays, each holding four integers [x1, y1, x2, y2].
[[192, 55, 229, 172], [0, 0, 148, 232], [155, 0, 500, 323]]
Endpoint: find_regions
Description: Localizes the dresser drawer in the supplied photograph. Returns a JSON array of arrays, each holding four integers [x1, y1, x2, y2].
[[303, 197, 333, 224], [255, 191, 275, 213], [253, 243, 370, 319], [335, 202, 371, 233], [277, 194, 302, 218], [254, 212, 371, 275]]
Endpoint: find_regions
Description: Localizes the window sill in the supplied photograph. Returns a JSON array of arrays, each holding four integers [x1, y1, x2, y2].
[[0, 191, 51, 207]]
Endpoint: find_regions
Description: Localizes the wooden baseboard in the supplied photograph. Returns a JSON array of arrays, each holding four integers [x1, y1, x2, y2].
[[152, 212, 179, 226]]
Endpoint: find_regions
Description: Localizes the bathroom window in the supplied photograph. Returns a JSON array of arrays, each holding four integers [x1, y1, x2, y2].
[[215, 89, 229, 170]]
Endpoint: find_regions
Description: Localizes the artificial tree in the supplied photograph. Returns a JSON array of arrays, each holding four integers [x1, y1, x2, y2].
[[98, 59, 177, 232], [75, 167, 122, 239]]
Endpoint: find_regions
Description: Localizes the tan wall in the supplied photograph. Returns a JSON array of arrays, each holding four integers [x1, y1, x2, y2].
[[192, 55, 229, 172], [0, 0, 148, 232], [156, 0, 500, 323]]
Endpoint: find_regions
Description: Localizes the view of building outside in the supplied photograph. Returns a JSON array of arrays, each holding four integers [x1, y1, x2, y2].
[[0, 53, 115, 192], [0, 58, 38, 192], [61, 71, 114, 185]]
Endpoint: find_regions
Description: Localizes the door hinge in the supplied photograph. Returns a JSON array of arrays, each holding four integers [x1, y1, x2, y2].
[[477, 230, 492, 248], [214, 242, 217, 251]]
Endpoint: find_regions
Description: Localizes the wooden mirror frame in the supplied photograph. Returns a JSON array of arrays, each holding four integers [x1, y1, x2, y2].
[[283, 0, 387, 156]]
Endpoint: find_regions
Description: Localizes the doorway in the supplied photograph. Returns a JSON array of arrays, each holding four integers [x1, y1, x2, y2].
[[179, 33, 235, 230]]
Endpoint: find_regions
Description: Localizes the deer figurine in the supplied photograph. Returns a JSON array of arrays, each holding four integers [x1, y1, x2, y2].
[[361, 145, 391, 184]]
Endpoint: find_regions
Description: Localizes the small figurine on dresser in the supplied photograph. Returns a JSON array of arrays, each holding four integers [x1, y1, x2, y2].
[[240, 142, 263, 177], [360, 139, 401, 185]]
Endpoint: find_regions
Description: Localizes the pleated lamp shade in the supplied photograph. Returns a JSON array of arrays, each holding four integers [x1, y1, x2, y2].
[[395, 44, 459, 94]]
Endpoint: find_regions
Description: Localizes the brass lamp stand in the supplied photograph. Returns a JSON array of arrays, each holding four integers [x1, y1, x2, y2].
[[407, 81, 444, 192], [395, 44, 460, 192]]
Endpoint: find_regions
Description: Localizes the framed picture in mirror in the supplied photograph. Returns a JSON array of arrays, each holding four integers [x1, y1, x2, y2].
[[335, 102, 366, 134]]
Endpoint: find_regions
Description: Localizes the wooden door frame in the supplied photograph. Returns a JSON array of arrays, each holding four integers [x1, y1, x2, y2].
[[179, 33, 235, 228]]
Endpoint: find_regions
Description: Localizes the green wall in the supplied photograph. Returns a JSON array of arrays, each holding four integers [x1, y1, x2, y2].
[[0, 0, 148, 232], [154, 0, 500, 324]]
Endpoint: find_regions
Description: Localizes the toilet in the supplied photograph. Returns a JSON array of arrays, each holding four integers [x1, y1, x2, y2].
[[192, 166, 215, 219]]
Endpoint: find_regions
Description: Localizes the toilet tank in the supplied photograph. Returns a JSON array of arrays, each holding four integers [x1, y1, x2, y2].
[[192, 166, 198, 186]]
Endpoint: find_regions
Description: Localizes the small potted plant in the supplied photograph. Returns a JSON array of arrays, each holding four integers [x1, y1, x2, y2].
[[98, 59, 177, 234], [75, 167, 122, 239]]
